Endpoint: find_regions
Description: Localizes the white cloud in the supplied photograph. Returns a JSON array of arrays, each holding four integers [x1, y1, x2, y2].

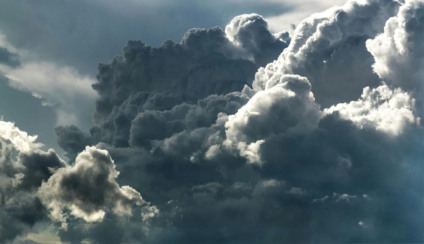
[[0, 31, 96, 128], [366, 0, 424, 113], [0, 120, 42, 152], [224, 75, 320, 164], [266, 0, 347, 32], [325, 84, 418, 135]]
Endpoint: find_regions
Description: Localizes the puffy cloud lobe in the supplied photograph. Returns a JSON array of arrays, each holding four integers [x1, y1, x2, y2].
[[55, 125, 93, 161], [0, 120, 42, 152], [225, 13, 289, 66], [129, 92, 249, 148], [252, 0, 399, 107], [38, 146, 156, 224], [367, 0, 424, 114], [224, 75, 320, 164], [325, 84, 418, 135]]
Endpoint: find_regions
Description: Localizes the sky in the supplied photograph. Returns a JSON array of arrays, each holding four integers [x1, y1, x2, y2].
[[1, 0, 424, 243]]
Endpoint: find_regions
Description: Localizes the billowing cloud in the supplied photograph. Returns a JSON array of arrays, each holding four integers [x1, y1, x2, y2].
[[253, 0, 400, 107], [4, 0, 424, 243], [38, 146, 156, 225], [0, 121, 156, 243], [367, 0, 424, 114], [89, 14, 287, 149], [224, 74, 320, 164], [325, 84, 418, 135], [0, 122, 62, 242]]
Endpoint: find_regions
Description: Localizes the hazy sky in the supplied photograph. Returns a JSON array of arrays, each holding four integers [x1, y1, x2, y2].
[[2, 0, 424, 243]]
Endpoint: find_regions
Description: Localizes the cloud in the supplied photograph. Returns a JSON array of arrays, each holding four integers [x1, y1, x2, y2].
[[0, 120, 42, 152], [325, 84, 418, 135], [224, 74, 320, 164], [4, 0, 424, 243], [0, 122, 62, 242], [366, 0, 424, 114], [55, 125, 93, 161], [38, 146, 156, 225], [47, 1, 424, 242], [225, 13, 289, 66], [90, 15, 286, 149], [253, 0, 400, 107], [0, 120, 156, 243], [3, 62, 96, 127], [0, 46, 20, 67]]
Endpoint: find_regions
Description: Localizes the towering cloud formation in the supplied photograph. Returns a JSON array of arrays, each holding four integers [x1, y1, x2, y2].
[[252, 0, 399, 106], [3, 0, 424, 243], [367, 0, 424, 113]]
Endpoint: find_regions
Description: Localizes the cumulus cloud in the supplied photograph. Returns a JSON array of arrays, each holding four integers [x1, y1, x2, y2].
[[5, 0, 424, 243], [0, 120, 156, 243], [224, 74, 320, 164], [88, 14, 286, 149], [225, 13, 289, 66], [325, 84, 418, 135], [0, 122, 62, 242], [48, 1, 424, 242], [253, 0, 400, 107], [38, 146, 156, 225], [367, 0, 424, 114], [0, 120, 42, 152]]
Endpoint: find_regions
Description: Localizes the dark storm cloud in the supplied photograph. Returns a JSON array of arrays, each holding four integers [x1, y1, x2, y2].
[[48, 1, 424, 242], [89, 16, 287, 148], [3, 0, 424, 243], [0, 47, 20, 67]]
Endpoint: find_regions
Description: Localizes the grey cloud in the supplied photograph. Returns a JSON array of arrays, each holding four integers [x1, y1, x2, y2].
[[55, 125, 92, 161], [38, 146, 156, 224], [0, 47, 20, 67], [17, 149, 65, 191], [129, 92, 249, 149], [0, 135, 61, 242], [89, 17, 286, 148]]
